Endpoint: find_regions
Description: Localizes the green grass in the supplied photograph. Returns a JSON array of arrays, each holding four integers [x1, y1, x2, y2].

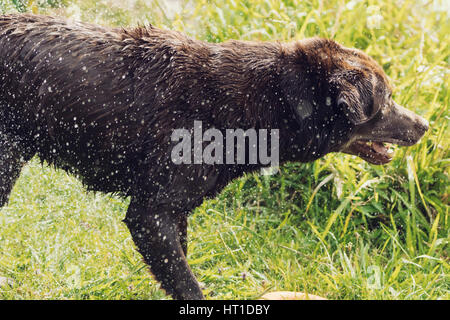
[[0, 0, 449, 299]]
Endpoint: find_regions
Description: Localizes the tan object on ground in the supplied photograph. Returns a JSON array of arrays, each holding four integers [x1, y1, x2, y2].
[[260, 291, 327, 300]]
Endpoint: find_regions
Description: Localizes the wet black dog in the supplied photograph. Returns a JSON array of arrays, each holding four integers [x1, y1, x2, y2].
[[0, 14, 428, 299]]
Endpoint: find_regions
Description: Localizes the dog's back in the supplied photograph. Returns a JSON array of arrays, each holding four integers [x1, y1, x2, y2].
[[0, 14, 158, 193]]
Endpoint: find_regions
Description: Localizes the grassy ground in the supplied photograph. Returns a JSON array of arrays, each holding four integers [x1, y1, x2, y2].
[[0, 0, 448, 300]]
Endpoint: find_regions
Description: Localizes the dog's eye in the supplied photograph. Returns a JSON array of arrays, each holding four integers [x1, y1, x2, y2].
[[387, 92, 392, 100]]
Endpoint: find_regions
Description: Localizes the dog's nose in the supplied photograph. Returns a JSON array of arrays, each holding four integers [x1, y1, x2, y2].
[[416, 116, 429, 134]]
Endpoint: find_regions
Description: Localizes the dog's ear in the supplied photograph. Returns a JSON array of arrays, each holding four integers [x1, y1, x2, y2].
[[337, 95, 369, 125], [337, 81, 378, 125], [332, 68, 378, 125]]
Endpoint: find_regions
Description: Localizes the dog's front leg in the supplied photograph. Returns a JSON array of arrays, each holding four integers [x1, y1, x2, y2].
[[123, 198, 204, 300]]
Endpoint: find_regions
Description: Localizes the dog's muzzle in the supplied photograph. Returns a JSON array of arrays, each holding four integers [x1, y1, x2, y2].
[[341, 102, 429, 165]]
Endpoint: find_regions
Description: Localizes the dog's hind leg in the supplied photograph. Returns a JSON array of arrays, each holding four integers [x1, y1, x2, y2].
[[123, 198, 204, 300], [0, 132, 33, 208]]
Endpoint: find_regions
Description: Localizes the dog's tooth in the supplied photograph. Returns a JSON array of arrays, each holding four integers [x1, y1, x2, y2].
[[385, 142, 395, 154]]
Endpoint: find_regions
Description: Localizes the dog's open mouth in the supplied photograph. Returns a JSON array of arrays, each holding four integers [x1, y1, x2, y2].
[[343, 140, 395, 165]]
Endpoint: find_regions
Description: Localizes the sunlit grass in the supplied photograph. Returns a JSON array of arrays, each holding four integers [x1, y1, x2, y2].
[[0, 0, 448, 299]]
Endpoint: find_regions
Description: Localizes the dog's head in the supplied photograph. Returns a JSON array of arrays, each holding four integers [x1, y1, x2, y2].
[[281, 38, 429, 164]]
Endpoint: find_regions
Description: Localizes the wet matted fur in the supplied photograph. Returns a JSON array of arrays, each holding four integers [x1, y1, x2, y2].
[[0, 14, 428, 299]]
